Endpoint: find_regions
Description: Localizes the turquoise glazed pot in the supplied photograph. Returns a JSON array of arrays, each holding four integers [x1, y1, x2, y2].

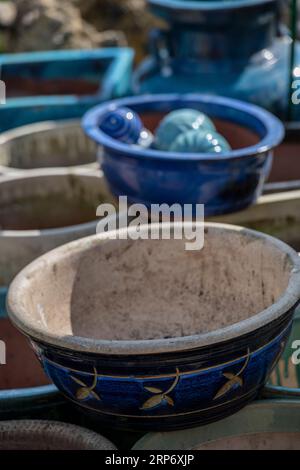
[[0, 48, 134, 131], [133, 400, 300, 449], [83, 94, 284, 216], [7, 223, 300, 431], [135, 0, 300, 121]]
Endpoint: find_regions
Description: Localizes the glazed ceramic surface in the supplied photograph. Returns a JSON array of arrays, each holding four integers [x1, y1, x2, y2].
[[0, 48, 134, 131], [0, 168, 115, 415], [83, 94, 284, 216], [7, 223, 300, 431], [0, 120, 97, 175], [135, 0, 300, 121], [133, 400, 300, 449], [212, 189, 300, 396], [0, 420, 116, 450]]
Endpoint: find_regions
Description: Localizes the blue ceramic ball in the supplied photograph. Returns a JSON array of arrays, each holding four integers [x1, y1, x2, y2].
[[169, 129, 231, 154], [155, 108, 216, 151], [98, 106, 143, 144]]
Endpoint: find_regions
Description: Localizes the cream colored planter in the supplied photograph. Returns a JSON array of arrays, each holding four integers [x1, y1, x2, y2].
[[0, 120, 98, 176], [0, 168, 113, 287]]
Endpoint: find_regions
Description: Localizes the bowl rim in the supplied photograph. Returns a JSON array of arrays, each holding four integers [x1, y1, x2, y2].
[[7, 222, 300, 356], [0, 419, 116, 450], [82, 93, 285, 161], [148, 0, 276, 13]]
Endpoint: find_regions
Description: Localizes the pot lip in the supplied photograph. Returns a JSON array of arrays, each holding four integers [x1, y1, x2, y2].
[[148, 0, 276, 13], [0, 419, 116, 450], [82, 93, 284, 162], [7, 222, 300, 356], [0, 168, 102, 238]]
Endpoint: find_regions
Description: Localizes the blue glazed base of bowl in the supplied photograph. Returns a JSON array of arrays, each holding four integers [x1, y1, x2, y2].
[[34, 311, 294, 431]]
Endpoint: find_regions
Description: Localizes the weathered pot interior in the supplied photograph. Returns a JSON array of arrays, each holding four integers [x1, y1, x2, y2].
[[19, 226, 291, 342], [0, 173, 108, 230], [0, 318, 49, 390], [0, 122, 97, 170], [142, 112, 259, 150], [197, 432, 300, 450]]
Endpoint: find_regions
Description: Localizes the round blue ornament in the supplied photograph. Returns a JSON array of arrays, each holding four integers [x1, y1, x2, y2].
[[98, 106, 143, 144], [154, 108, 216, 151], [169, 129, 231, 154]]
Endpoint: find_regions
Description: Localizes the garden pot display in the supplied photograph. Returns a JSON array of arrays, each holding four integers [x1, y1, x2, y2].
[[211, 189, 300, 395], [0, 120, 97, 175], [133, 400, 300, 450], [134, 0, 300, 120], [0, 48, 134, 131], [83, 94, 284, 216], [7, 222, 300, 431], [0, 420, 116, 450], [0, 168, 115, 416]]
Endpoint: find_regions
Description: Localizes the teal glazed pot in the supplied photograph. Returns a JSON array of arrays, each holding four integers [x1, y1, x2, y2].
[[133, 400, 300, 449], [83, 94, 284, 216], [7, 223, 300, 431], [135, 0, 300, 121], [0, 48, 134, 131]]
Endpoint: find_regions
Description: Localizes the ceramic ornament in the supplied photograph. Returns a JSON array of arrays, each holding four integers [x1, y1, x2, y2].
[[98, 106, 144, 145], [154, 108, 216, 151], [170, 128, 231, 154]]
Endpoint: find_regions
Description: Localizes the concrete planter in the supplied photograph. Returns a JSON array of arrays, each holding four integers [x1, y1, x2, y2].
[[0, 168, 115, 416], [0, 120, 97, 175]]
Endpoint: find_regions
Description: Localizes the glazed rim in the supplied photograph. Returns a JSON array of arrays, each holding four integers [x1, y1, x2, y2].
[[148, 0, 276, 12], [0, 420, 116, 450], [0, 168, 101, 238], [7, 222, 300, 356], [82, 93, 284, 161]]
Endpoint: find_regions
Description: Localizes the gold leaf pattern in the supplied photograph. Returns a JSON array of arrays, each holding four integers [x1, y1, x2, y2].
[[213, 348, 250, 401], [141, 368, 180, 410], [70, 366, 100, 402]]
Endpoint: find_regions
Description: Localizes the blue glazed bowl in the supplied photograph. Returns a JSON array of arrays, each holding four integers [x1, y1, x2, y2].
[[0, 48, 134, 131], [82, 94, 284, 216], [7, 222, 300, 431]]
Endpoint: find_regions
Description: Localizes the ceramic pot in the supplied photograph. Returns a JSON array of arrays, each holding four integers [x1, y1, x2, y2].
[[134, 0, 300, 120], [0, 120, 97, 175], [0, 168, 115, 416], [211, 189, 300, 396], [0, 420, 116, 450], [83, 94, 284, 216], [0, 48, 134, 131], [7, 222, 300, 431], [133, 400, 300, 450]]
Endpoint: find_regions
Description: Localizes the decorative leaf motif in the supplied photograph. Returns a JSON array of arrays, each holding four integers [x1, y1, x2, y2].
[[70, 367, 101, 402], [141, 368, 180, 411], [141, 394, 164, 410], [213, 349, 250, 401]]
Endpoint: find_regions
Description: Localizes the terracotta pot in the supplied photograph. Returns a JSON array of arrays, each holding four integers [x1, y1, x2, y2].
[[7, 222, 300, 430], [133, 400, 300, 450], [0, 120, 97, 175], [0, 168, 115, 415], [0, 420, 116, 450]]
